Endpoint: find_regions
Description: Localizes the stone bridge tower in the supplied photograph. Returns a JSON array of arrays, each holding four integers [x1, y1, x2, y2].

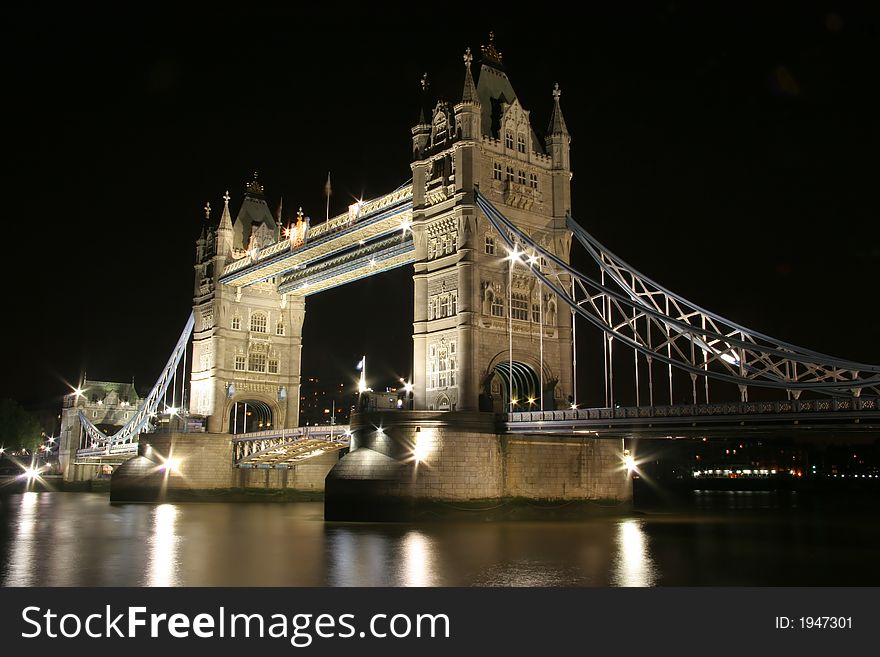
[[190, 177, 304, 434], [410, 37, 574, 413]]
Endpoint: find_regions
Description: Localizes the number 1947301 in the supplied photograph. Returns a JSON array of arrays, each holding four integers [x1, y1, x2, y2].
[[775, 617, 852, 629]]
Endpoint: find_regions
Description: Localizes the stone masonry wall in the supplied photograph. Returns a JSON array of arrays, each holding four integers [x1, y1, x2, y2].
[[504, 435, 631, 500], [145, 433, 233, 490], [233, 451, 340, 491]]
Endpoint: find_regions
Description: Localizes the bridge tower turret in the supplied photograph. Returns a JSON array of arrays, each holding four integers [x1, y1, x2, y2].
[[190, 180, 304, 434], [410, 35, 574, 413]]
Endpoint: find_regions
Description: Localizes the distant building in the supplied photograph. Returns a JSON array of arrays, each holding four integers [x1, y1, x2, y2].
[[58, 379, 144, 479]]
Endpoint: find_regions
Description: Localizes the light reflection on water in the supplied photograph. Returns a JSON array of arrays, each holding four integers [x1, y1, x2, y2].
[[1, 493, 878, 586], [4, 491, 37, 586], [612, 519, 658, 587], [147, 504, 179, 587]]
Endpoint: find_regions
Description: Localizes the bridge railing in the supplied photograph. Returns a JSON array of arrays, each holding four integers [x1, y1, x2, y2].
[[508, 397, 879, 423], [232, 425, 350, 463]]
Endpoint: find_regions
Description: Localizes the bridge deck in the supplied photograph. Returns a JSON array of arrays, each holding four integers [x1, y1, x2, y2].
[[506, 398, 879, 436], [219, 186, 412, 288]]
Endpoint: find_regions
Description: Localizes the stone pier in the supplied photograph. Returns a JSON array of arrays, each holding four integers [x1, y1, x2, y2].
[[325, 411, 632, 520], [110, 432, 340, 502]]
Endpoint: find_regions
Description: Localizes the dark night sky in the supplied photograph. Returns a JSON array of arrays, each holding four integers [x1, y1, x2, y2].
[[3, 3, 878, 414]]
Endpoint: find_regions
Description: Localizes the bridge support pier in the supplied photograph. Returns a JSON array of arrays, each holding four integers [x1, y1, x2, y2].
[[325, 411, 632, 521]]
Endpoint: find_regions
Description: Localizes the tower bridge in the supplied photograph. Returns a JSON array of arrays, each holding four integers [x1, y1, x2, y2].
[[58, 37, 879, 517]]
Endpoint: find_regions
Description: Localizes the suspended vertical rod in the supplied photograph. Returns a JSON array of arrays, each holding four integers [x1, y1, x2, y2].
[[666, 296, 673, 405], [539, 277, 544, 411], [180, 341, 188, 415], [702, 314, 709, 403], [570, 275, 577, 408], [602, 269, 608, 407], [632, 273, 639, 407], [508, 252, 514, 412], [647, 311, 654, 407]]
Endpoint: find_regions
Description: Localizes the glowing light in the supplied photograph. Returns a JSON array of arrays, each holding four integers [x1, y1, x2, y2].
[[403, 381, 414, 394], [527, 254, 539, 266], [0, 447, 5, 454], [624, 449, 636, 474], [23, 467, 40, 481], [399, 219, 412, 234], [161, 458, 181, 474], [369, 258, 376, 267], [413, 430, 432, 463], [719, 351, 740, 365], [527, 397, 536, 405], [166, 406, 178, 417], [570, 403, 578, 410], [505, 246, 523, 262], [73, 387, 85, 398], [511, 398, 518, 406]]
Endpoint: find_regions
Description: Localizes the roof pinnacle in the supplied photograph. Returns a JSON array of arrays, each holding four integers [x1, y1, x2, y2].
[[547, 82, 569, 136], [460, 46, 479, 105]]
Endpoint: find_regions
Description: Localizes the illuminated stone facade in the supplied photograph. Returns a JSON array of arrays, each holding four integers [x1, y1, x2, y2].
[[410, 43, 574, 412], [191, 179, 304, 434]]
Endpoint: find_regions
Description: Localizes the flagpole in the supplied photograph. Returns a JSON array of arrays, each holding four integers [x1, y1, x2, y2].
[[325, 171, 331, 223]]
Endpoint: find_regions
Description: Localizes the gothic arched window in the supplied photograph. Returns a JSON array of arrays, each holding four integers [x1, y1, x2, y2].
[[517, 134, 526, 153], [505, 132, 513, 149], [248, 352, 266, 372], [250, 313, 267, 333]]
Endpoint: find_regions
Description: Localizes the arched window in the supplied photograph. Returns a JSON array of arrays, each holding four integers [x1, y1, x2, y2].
[[485, 235, 495, 255], [511, 292, 529, 321], [491, 294, 504, 317], [276, 320, 285, 336], [493, 162, 502, 180], [517, 170, 526, 185], [231, 316, 241, 330], [517, 134, 526, 153], [250, 313, 267, 333], [248, 352, 266, 372], [505, 132, 513, 149]]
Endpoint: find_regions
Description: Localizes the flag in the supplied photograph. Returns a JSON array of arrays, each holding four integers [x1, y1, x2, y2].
[[355, 357, 364, 371], [324, 172, 332, 198]]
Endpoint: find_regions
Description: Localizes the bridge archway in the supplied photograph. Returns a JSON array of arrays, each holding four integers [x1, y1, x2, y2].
[[483, 359, 555, 413], [228, 399, 275, 434]]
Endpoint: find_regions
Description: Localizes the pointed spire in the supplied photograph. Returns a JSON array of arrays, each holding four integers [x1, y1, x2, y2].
[[418, 72, 431, 125], [548, 83, 569, 136], [199, 201, 211, 240], [461, 47, 479, 105], [218, 190, 233, 231]]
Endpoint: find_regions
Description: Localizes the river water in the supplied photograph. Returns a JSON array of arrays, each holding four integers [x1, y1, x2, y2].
[[1, 491, 878, 586]]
